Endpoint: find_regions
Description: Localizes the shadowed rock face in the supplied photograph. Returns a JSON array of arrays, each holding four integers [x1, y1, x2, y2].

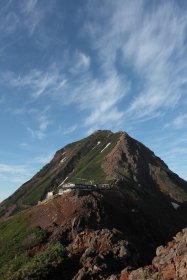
[[0, 130, 187, 279], [102, 132, 187, 203], [120, 228, 187, 280]]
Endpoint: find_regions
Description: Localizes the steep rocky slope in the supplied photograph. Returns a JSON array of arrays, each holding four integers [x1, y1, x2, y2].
[[1, 130, 187, 218], [0, 189, 187, 279], [0, 130, 187, 279], [121, 228, 187, 280]]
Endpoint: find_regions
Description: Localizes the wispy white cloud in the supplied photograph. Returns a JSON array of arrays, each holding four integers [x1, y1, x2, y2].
[[19, 0, 53, 36], [26, 107, 52, 140], [0, 0, 44, 39], [171, 113, 187, 129], [61, 70, 130, 131], [168, 147, 187, 156], [2, 0, 187, 134], [0, 163, 28, 174], [21, 2, 42, 35], [3, 67, 66, 98], [2, 60, 129, 133], [21, 0, 38, 14], [26, 127, 45, 140], [0, 11, 20, 35], [57, 124, 78, 135], [70, 51, 91, 74], [83, 0, 187, 124], [82, 74, 128, 128], [0, 163, 32, 184]]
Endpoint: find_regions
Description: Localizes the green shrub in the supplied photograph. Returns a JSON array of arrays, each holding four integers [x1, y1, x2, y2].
[[22, 226, 47, 249], [8, 243, 66, 280], [0, 214, 48, 280], [2, 253, 29, 279]]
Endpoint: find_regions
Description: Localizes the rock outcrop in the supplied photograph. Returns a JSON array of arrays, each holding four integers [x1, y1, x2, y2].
[[0, 130, 187, 279], [122, 228, 187, 280], [71, 229, 137, 280]]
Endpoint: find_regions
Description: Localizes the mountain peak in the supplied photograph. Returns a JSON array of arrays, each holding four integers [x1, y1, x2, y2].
[[1, 130, 187, 218]]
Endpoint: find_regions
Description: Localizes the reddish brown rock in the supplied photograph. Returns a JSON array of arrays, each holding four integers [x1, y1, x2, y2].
[[120, 267, 131, 280], [71, 229, 137, 280], [127, 228, 187, 280]]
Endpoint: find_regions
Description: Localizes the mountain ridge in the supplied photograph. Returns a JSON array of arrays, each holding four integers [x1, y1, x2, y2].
[[1, 129, 187, 218], [0, 129, 187, 279]]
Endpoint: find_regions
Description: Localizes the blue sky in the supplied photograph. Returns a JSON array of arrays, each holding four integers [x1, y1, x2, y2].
[[0, 0, 187, 201]]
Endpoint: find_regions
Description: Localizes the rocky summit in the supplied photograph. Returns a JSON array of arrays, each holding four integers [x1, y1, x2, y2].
[[0, 130, 187, 280]]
